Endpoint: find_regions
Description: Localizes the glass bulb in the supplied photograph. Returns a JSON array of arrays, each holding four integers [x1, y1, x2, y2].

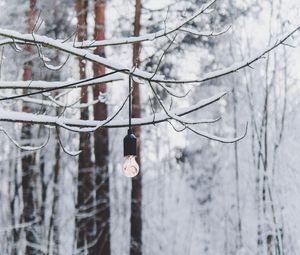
[[122, 155, 139, 177]]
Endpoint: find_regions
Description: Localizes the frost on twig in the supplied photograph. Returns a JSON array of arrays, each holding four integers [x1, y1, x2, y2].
[[71, 0, 217, 48]]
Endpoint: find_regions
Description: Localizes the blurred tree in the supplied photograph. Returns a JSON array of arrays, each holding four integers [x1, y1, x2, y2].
[[75, 0, 94, 251], [92, 0, 111, 254], [130, 0, 143, 255], [21, 0, 39, 254]]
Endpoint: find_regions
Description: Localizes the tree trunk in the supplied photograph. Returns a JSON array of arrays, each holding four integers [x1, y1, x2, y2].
[[47, 120, 61, 254], [232, 88, 243, 250], [10, 157, 20, 255], [75, 0, 94, 251], [130, 0, 142, 254], [92, 0, 111, 254], [46, 8, 65, 252], [21, 0, 39, 254]]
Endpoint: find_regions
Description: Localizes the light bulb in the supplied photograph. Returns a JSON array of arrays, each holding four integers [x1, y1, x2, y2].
[[122, 155, 139, 177]]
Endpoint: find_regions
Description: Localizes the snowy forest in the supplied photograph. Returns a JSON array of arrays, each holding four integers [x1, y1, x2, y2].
[[0, 0, 300, 254]]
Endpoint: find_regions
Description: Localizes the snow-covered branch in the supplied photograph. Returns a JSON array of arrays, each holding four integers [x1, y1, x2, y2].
[[0, 28, 163, 81], [0, 92, 226, 129], [0, 72, 123, 90], [0, 92, 104, 109], [0, 70, 122, 101], [1, 24, 298, 85]]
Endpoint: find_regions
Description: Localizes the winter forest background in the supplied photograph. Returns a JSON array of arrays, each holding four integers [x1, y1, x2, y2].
[[0, 0, 300, 254]]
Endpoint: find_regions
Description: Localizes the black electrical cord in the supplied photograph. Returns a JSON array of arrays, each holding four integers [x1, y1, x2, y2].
[[123, 74, 137, 158], [128, 74, 132, 129]]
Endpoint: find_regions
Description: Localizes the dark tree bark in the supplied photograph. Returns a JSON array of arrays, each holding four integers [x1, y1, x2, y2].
[[21, 0, 39, 254], [92, 0, 111, 254], [75, 0, 94, 251], [130, 0, 142, 254]]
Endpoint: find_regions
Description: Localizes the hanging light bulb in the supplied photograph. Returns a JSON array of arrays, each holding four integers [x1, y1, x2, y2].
[[122, 129, 139, 177], [123, 155, 139, 177]]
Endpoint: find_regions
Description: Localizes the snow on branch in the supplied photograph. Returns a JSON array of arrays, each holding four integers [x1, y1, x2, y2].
[[0, 92, 226, 129], [0, 70, 122, 101], [0, 92, 103, 109], [0, 73, 123, 90], [0, 24, 298, 85], [0, 28, 164, 81]]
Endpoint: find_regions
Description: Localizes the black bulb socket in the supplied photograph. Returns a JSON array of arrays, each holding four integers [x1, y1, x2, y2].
[[123, 129, 137, 156]]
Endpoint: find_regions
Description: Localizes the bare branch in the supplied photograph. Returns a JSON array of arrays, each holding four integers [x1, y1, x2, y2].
[[151, 25, 300, 83], [71, 0, 217, 48]]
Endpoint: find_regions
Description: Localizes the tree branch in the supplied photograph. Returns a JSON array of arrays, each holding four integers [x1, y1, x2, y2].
[[1, 24, 298, 84], [0, 72, 122, 90], [0, 92, 226, 129]]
